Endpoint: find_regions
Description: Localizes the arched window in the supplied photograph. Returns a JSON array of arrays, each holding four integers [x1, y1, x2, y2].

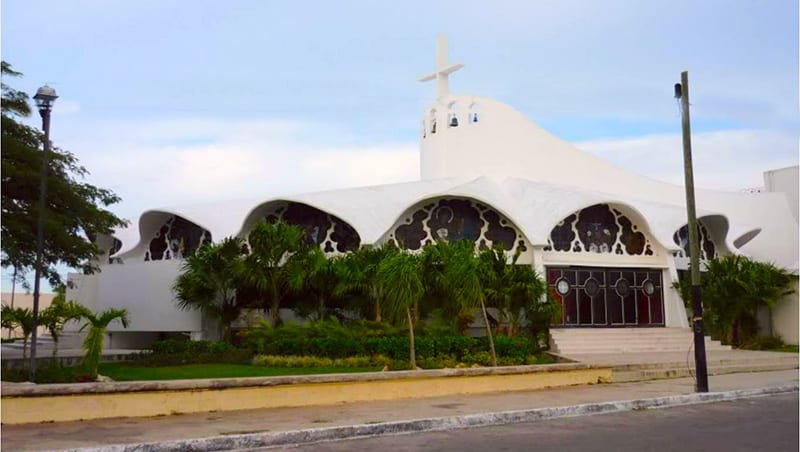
[[449, 113, 459, 127], [430, 109, 437, 134], [262, 202, 361, 253], [448, 101, 459, 127], [469, 103, 480, 123], [672, 221, 716, 259], [145, 216, 212, 261], [388, 198, 526, 253], [544, 204, 654, 256]]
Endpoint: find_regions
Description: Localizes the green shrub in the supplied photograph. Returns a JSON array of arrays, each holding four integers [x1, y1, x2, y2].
[[742, 335, 785, 350], [496, 356, 525, 366], [238, 318, 549, 365], [252, 355, 385, 368], [493, 336, 531, 361], [1, 362, 87, 383], [417, 356, 444, 369], [470, 351, 493, 366]]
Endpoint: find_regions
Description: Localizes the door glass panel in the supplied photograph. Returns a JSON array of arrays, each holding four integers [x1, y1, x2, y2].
[[593, 287, 607, 324], [564, 291, 577, 325]]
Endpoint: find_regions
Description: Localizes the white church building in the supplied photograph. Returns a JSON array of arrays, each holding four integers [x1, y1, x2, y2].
[[66, 38, 799, 349]]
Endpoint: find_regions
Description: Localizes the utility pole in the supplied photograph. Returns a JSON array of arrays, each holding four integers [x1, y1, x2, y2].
[[676, 71, 709, 392]]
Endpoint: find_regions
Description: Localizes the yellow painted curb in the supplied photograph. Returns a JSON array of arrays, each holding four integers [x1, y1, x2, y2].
[[2, 366, 611, 424]]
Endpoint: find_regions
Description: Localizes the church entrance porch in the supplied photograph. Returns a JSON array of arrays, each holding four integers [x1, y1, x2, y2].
[[547, 266, 664, 327]]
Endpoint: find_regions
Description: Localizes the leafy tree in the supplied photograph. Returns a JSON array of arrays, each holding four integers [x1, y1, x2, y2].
[[1, 61, 126, 286], [377, 249, 424, 368], [79, 308, 129, 379], [1, 305, 34, 368], [174, 237, 246, 341], [242, 221, 307, 326]]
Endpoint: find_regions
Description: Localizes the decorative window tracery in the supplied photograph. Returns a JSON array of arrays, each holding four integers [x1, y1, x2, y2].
[[543, 204, 654, 256], [108, 238, 123, 264], [672, 222, 716, 260], [388, 198, 525, 252], [264, 202, 360, 253], [145, 216, 212, 261]]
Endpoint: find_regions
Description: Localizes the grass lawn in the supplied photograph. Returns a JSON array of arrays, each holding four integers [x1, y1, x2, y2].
[[98, 363, 380, 381]]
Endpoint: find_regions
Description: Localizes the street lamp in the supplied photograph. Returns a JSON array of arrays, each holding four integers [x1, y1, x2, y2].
[[29, 85, 58, 381]]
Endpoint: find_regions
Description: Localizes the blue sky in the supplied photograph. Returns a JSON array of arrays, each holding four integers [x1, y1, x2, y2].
[[2, 0, 798, 290]]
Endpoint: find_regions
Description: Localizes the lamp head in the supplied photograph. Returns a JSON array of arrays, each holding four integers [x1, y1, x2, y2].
[[33, 85, 58, 113]]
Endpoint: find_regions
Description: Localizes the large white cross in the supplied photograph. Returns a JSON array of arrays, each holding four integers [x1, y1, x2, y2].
[[418, 35, 464, 99]]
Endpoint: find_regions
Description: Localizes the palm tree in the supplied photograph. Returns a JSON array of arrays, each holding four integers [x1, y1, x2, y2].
[[40, 296, 90, 360], [440, 240, 498, 366], [242, 221, 306, 326], [377, 249, 424, 368], [699, 255, 795, 346], [174, 237, 246, 341], [288, 247, 342, 320], [1, 305, 34, 368], [79, 308, 129, 379], [478, 247, 547, 337], [337, 244, 395, 322]]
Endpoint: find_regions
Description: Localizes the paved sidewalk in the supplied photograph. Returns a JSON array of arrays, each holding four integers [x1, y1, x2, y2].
[[2, 369, 797, 451]]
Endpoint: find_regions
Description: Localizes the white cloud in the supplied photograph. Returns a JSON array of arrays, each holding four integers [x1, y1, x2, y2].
[[54, 99, 81, 115], [576, 129, 798, 191], [62, 117, 418, 218]]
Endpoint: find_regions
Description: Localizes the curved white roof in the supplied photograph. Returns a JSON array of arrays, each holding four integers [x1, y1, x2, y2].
[[111, 94, 796, 270]]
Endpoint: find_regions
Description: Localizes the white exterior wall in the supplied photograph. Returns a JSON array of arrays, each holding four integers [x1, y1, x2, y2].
[[664, 261, 689, 328], [764, 166, 799, 224], [66, 273, 99, 313], [94, 260, 201, 333], [772, 277, 799, 345]]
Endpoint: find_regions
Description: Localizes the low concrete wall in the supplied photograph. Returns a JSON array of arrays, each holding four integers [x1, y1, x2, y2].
[[1, 364, 610, 425]]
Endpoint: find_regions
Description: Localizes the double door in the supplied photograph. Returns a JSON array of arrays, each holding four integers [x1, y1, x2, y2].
[[547, 266, 664, 327]]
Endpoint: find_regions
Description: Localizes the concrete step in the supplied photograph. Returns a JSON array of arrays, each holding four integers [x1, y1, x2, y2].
[[613, 362, 799, 383], [611, 356, 799, 372], [551, 338, 727, 346], [549, 328, 730, 355]]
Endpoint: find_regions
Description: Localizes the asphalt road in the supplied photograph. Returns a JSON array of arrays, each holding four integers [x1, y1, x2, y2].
[[284, 392, 799, 452]]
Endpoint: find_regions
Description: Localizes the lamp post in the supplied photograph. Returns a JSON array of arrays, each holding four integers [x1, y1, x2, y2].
[[29, 85, 58, 382]]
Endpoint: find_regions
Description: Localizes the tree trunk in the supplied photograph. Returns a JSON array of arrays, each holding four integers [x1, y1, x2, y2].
[[374, 299, 382, 323], [22, 337, 28, 371], [406, 307, 416, 369], [271, 286, 280, 327], [480, 299, 497, 366], [318, 295, 326, 321]]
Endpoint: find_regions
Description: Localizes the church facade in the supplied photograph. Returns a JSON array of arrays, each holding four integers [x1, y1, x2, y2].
[[66, 38, 799, 347]]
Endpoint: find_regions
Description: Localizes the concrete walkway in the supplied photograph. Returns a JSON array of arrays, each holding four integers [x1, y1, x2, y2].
[[2, 369, 797, 451]]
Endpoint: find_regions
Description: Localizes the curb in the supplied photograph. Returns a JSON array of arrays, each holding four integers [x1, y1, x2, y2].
[[60, 384, 798, 452]]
